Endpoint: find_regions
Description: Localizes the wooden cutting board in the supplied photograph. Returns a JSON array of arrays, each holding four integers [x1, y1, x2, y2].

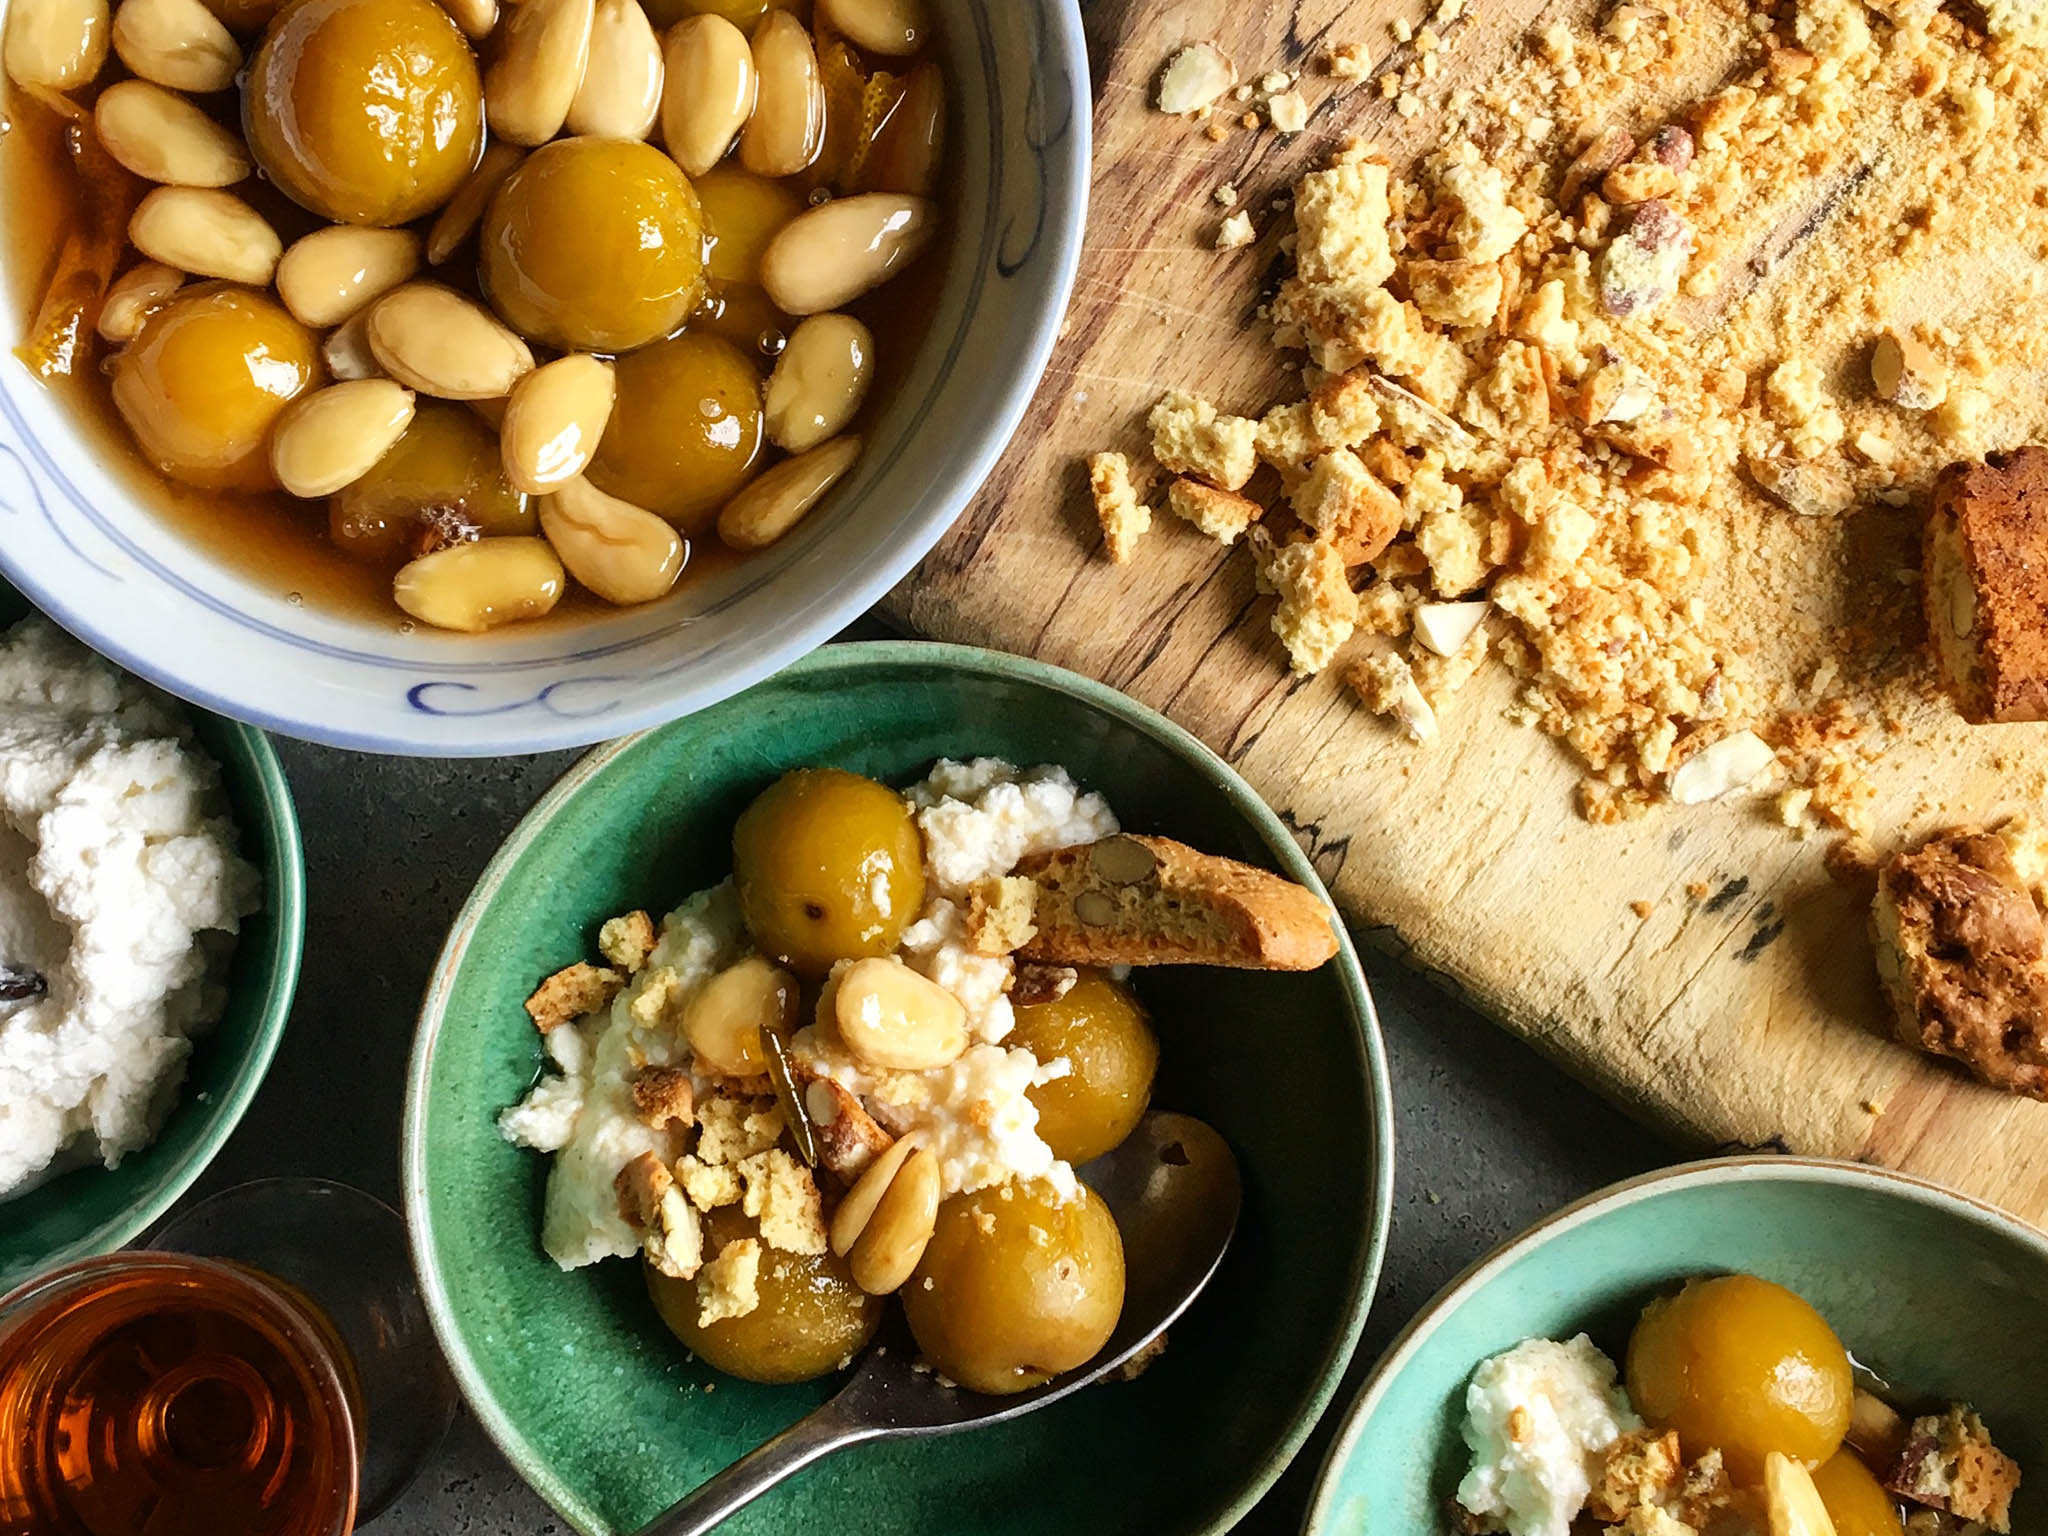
[[884, 0, 2048, 1225]]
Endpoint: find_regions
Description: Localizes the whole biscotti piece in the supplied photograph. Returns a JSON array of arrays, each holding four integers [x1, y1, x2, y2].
[[1925, 447, 2048, 723], [1013, 834, 1340, 971]]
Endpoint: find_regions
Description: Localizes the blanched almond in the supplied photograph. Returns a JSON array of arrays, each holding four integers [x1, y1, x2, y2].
[[275, 226, 421, 328], [270, 379, 416, 498], [830, 956, 967, 1072], [111, 0, 238, 92], [828, 1132, 919, 1256], [757, 192, 934, 315], [437, 0, 493, 40], [818, 0, 926, 57], [322, 310, 379, 380], [538, 477, 684, 606], [660, 14, 755, 178], [764, 313, 871, 453], [738, 10, 822, 177], [4, 0, 108, 90], [128, 186, 280, 284], [426, 142, 523, 266], [564, 0, 660, 139], [484, 0, 593, 146], [501, 354, 614, 494], [93, 80, 250, 186], [847, 1146, 939, 1295], [864, 58, 943, 196], [95, 261, 183, 342], [717, 435, 859, 550], [366, 282, 535, 400], [393, 537, 565, 632], [682, 957, 790, 1076]]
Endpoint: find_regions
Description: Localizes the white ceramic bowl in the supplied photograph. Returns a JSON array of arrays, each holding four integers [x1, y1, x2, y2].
[[0, 2, 1088, 755]]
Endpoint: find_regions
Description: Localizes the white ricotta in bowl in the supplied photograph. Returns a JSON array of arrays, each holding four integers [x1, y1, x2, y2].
[[1455, 1333, 1643, 1536], [0, 618, 262, 1198], [501, 758, 1117, 1270]]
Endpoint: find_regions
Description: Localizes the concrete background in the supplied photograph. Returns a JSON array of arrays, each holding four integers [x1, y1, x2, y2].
[[171, 669, 1674, 1535]]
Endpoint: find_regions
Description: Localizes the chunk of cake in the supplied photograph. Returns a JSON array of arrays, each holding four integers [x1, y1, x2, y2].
[[1871, 819, 2048, 1100], [1924, 449, 2048, 723]]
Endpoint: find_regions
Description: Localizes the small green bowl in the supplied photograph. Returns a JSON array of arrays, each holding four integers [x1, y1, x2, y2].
[[404, 641, 1394, 1536], [0, 580, 305, 1290], [1305, 1157, 2048, 1534]]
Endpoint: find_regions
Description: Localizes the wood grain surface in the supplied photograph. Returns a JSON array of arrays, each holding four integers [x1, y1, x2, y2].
[[886, 0, 2048, 1226]]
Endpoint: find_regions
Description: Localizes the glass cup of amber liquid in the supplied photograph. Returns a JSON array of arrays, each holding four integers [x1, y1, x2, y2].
[[0, 1251, 362, 1536]]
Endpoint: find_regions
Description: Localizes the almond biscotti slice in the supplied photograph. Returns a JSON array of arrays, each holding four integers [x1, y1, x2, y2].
[[1013, 834, 1339, 971]]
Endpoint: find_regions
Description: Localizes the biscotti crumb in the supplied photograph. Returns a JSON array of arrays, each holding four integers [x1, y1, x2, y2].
[[1149, 391, 1259, 491], [1087, 451, 1150, 564], [1263, 538, 1359, 674], [1167, 478, 1264, 544]]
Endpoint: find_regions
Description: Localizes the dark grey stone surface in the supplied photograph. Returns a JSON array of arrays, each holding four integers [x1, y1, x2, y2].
[[167, 695, 1675, 1535]]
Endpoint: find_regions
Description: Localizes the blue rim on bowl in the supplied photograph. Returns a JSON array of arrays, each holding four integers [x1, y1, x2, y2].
[[0, 579, 306, 1289], [1302, 1155, 2048, 1536], [403, 640, 1395, 1535], [0, 3, 1091, 756]]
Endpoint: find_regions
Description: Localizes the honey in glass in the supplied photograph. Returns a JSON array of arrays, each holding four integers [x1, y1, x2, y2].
[[0, 1252, 361, 1536]]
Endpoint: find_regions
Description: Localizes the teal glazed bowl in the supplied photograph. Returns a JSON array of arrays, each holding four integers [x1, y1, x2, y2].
[[405, 641, 1394, 1536], [1305, 1157, 2048, 1535], [0, 580, 305, 1290]]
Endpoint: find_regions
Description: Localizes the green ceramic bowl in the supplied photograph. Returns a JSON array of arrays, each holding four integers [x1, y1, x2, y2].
[[404, 641, 1393, 1536], [0, 579, 304, 1291], [1305, 1157, 2048, 1534]]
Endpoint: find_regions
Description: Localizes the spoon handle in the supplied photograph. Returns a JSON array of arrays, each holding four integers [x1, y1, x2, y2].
[[629, 1400, 875, 1536]]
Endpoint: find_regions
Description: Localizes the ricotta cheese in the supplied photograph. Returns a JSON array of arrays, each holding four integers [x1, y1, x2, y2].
[[0, 619, 261, 1197], [1455, 1334, 1643, 1536]]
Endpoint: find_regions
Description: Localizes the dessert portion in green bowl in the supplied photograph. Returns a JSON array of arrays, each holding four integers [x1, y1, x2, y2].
[[1306, 1158, 2048, 1536], [406, 641, 1393, 1536]]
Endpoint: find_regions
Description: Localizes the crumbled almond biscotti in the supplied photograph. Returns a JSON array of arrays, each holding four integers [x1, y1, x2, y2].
[[1263, 537, 1359, 673], [631, 1065, 695, 1131], [1253, 371, 1387, 470], [1168, 478, 1265, 544], [696, 1237, 761, 1326], [1587, 1430, 1685, 1523], [1436, 161, 1528, 263], [613, 1150, 673, 1228], [1460, 342, 1551, 441], [645, 1186, 703, 1280], [965, 874, 1039, 955], [1088, 450, 1150, 563], [675, 1153, 743, 1212], [737, 1148, 828, 1255], [525, 962, 622, 1033], [696, 1097, 786, 1165], [1405, 259, 1506, 329], [1293, 159, 1394, 288], [1346, 651, 1438, 741], [597, 910, 656, 973], [1149, 391, 1259, 491], [1885, 1403, 2022, 1532], [1292, 449, 1403, 564]]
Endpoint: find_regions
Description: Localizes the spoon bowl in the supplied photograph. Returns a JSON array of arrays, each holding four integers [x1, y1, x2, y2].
[[635, 1112, 1243, 1536]]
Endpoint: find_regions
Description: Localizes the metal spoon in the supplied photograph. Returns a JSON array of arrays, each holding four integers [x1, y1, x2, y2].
[[633, 1111, 1243, 1536]]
